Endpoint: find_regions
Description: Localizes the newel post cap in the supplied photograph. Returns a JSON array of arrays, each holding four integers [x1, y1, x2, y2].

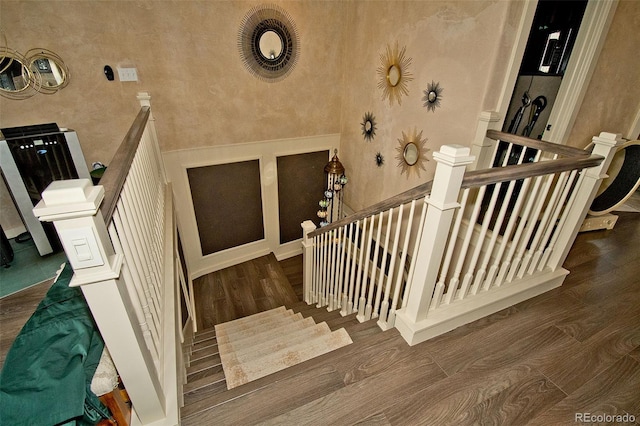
[[433, 144, 475, 166], [33, 179, 105, 222]]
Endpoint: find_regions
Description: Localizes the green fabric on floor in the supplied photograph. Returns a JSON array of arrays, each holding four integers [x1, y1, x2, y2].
[[0, 263, 110, 425]]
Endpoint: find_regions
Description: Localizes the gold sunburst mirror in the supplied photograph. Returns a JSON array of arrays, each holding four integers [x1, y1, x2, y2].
[[395, 128, 429, 177], [377, 42, 413, 106]]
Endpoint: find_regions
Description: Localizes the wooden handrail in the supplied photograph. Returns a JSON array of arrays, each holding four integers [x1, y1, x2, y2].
[[486, 130, 591, 158], [309, 153, 603, 238], [100, 106, 151, 224], [461, 154, 602, 189], [309, 180, 434, 238]]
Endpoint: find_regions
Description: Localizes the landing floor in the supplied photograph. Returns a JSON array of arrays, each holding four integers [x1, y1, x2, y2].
[[185, 212, 640, 424]]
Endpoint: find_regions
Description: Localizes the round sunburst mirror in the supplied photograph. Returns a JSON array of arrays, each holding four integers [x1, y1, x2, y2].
[[377, 42, 413, 106], [422, 80, 443, 112], [395, 128, 429, 177], [361, 111, 377, 142], [238, 4, 300, 82]]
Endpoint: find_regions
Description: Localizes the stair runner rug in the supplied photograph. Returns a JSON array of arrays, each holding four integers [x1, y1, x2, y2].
[[215, 306, 353, 389]]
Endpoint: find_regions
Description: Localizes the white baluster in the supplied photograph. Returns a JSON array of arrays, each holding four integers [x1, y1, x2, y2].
[[387, 200, 416, 327], [341, 223, 354, 315], [378, 205, 403, 327], [357, 215, 375, 320], [504, 173, 545, 283], [365, 212, 384, 320], [347, 220, 360, 314], [538, 171, 580, 270], [451, 185, 486, 301], [301, 220, 316, 304], [525, 170, 571, 275], [373, 209, 393, 318]]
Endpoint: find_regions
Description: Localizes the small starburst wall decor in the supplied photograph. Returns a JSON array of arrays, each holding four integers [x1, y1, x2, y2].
[[422, 80, 443, 112], [361, 111, 377, 142], [395, 128, 429, 178], [375, 152, 384, 167], [377, 42, 413, 106]]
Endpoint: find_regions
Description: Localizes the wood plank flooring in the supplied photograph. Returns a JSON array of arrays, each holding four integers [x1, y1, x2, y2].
[[193, 253, 299, 329], [183, 212, 640, 425], [3, 213, 640, 425], [0, 278, 54, 369]]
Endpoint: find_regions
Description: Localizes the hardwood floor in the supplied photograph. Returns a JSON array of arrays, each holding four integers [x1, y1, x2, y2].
[[3, 213, 639, 424], [0, 277, 54, 369], [183, 212, 640, 425], [193, 253, 299, 329]]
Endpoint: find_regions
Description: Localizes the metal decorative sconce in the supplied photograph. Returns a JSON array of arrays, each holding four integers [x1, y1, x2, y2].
[[422, 80, 443, 112], [318, 149, 347, 226]]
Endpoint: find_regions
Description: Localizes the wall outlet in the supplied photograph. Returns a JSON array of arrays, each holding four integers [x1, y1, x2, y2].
[[117, 67, 138, 82]]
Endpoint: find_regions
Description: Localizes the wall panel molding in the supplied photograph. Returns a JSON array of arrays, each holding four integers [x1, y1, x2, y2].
[[163, 134, 340, 280]]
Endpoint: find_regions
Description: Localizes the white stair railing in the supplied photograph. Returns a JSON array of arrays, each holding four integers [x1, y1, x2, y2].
[[304, 131, 620, 347], [34, 94, 194, 425]]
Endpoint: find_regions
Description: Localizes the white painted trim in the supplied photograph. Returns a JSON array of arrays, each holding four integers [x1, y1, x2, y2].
[[543, 0, 619, 144], [395, 268, 568, 346], [163, 134, 340, 280], [493, 0, 539, 125], [627, 103, 640, 140]]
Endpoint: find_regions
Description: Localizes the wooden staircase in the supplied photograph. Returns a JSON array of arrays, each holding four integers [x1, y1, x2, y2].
[[180, 302, 385, 424]]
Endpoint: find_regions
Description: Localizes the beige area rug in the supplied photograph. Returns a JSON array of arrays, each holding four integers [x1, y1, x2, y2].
[[215, 306, 353, 389]]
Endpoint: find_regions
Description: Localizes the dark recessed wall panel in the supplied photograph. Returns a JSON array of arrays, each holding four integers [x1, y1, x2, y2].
[[277, 150, 328, 244], [188, 160, 264, 255]]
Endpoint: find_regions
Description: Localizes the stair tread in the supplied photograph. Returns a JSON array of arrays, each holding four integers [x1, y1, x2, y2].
[[187, 363, 223, 382], [217, 316, 317, 353], [184, 370, 226, 394], [191, 345, 219, 362], [215, 312, 304, 343], [186, 354, 221, 376], [181, 327, 395, 422], [219, 322, 332, 366], [192, 335, 217, 351], [183, 378, 228, 407], [193, 328, 216, 343], [215, 306, 289, 331], [224, 328, 353, 390]]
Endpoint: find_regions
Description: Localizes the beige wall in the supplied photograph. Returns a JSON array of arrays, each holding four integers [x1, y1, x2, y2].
[[567, 0, 640, 147], [1, 0, 638, 228], [338, 0, 516, 210], [0, 1, 348, 160]]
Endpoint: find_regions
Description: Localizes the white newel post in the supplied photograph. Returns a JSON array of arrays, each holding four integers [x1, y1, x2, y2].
[[469, 111, 501, 170], [301, 220, 317, 305], [394, 145, 474, 346], [546, 132, 621, 269], [33, 179, 166, 425]]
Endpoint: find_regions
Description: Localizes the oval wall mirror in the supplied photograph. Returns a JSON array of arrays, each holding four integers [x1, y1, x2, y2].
[[0, 48, 37, 99], [403, 142, 419, 165], [239, 4, 300, 82], [387, 65, 400, 87], [25, 48, 70, 93], [258, 30, 283, 60]]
